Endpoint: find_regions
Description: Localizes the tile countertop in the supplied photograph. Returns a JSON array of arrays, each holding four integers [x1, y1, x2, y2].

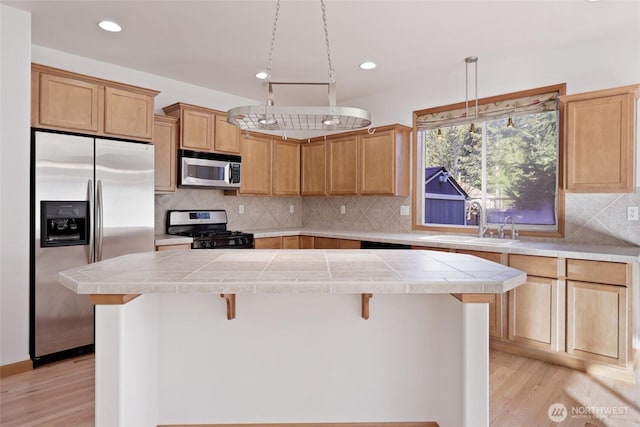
[[58, 249, 526, 295], [245, 229, 640, 263]]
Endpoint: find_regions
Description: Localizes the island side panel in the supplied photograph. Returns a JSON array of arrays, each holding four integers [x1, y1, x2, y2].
[[153, 293, 483, 427], [95, 296, 159, 427]]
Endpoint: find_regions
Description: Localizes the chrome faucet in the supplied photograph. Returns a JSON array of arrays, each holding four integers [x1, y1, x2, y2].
[[467, 201, 488, 238], [498, 216, 518, 239]]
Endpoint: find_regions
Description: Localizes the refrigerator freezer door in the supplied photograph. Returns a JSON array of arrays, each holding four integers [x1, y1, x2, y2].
[[33, 131, 95, 358], [95, 139, 154, 261]]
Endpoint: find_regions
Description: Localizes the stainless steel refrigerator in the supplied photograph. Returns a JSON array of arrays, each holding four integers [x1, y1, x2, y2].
[[31, 129, 154, 364]]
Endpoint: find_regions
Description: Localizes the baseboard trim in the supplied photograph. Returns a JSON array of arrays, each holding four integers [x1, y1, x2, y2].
[[0, 359, 33, 378], [491, 340, 637, 384], [158, 423, 439, 427]]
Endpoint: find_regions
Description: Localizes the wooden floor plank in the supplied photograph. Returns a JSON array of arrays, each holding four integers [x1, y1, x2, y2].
[[1, 351, 638, 426]]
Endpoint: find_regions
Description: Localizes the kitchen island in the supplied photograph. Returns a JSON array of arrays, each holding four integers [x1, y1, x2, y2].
[[59, 249, 526, 427]]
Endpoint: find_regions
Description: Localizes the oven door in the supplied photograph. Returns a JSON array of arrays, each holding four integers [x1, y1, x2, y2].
[[180, 156, 240, 189]]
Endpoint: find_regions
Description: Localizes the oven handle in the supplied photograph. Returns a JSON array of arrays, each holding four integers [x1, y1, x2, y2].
[[96, 180, 104, 262], [86, 179, 94, 264]]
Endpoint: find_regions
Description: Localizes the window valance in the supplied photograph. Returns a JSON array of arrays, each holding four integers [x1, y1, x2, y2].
[[415, 91, 559, 131]]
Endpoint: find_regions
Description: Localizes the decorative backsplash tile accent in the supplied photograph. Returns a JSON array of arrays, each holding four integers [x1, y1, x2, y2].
[[156, 189, 639, 246]]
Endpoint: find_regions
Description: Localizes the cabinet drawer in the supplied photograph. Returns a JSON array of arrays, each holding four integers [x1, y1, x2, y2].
[[509, 254, 560, 278], [456, 250, 503, 264], [254, 237, 282, 249], [566, 259, 628, 286]]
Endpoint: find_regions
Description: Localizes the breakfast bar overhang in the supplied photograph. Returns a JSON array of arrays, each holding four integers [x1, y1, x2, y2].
[[59, 249, 527, 427]]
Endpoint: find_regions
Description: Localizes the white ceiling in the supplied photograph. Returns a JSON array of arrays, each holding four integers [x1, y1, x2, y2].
[[3, 0, 639, 105]]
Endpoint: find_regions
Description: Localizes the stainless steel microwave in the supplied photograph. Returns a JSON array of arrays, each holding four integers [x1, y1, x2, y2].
[[179, 150, 241, 189]]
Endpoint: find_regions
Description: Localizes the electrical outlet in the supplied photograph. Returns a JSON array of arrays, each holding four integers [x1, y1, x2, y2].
[[239, 205, 244, 214], [628, 206, 639, 221], [400, 206, 410, 216], [289, 204, 295, 214], [340, 205, 346, 215]]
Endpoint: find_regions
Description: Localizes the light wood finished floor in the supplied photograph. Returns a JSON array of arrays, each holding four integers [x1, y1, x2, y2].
[[1, 351, 638, 426]]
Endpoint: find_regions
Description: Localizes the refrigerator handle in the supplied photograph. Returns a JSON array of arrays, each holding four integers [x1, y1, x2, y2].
[[86, 179, 95, 264], [96, 180, 104, 262]]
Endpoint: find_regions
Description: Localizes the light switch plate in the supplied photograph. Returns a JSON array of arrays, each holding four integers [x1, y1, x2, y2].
[[400, 206, 410, 216], [628, 206, 639, 221], [239, 205, 244, 214], [340, 205, 346, 215], [289, 204, 295, 214]]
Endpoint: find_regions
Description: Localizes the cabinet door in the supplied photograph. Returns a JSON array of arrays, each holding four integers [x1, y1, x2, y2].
[[254, 237, 282, 249], [104, 87, 154, 140], [313, 237, 338, 249], [214, 114, 240, 154], [272, 140, 300, 196], [336, 239, 361, 249], [38, 73, 100, 132], [567, 280, 629, 365], [282, 236, 300, 249], [508, 277, 563, 351], [153, 115, 178, 193], [239, 135, 272, 195], [565, 91, 636, 192], [300, 236, 315, 249], [359, 130, 394, 195], [327, 136, 358, 195], [181, 109, 213, 151], [301, 141, 326, 196]]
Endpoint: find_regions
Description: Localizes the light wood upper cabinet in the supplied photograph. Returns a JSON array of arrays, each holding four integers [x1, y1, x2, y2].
[[153, 115, 178, 193], [162, 103, 240, 154], [327, 135, 359, 195], [301, 141, 327, 196], [359, 128, 411, 196], [324, 125, 411, 196], [181, 108, 213, 152], [32, 64, 158, 142], [104, 87, 154, 139], [37, 72, 101, 132], [214, 114, 240, 154], [561, 84, 639, 192], [239, 134, 272, 195], [272, 140, 300, 196]]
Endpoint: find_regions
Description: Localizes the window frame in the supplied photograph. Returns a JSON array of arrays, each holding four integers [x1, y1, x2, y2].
[[411, 83, 567, 238]]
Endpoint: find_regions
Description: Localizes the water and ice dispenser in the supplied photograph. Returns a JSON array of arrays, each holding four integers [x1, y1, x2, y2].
[[40, 201, 89, 247]]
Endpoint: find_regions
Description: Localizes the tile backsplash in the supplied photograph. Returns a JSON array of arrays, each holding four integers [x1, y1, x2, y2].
[[156, 189, 639, 246]]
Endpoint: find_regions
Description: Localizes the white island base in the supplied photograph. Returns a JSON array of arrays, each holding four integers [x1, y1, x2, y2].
[[97, 293, 487, 427], [59, 249, 526, 427]]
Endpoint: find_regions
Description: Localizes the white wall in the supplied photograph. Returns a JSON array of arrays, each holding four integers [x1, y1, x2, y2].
[[0, 5, 31, 365]]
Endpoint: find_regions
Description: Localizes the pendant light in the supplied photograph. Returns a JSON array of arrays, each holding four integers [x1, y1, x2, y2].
[[227, 0, 372, 133], [506, 114, 514, 128], [465, 56, 478, 134]]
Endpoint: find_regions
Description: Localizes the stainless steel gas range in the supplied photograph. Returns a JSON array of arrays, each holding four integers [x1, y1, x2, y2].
[[166, 210, 254, 249]]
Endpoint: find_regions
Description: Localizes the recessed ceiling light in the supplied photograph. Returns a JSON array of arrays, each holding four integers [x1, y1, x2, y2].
[[359, 61, 377, 70], [255, 71, 268, 80], [98, 20, 122, 33]]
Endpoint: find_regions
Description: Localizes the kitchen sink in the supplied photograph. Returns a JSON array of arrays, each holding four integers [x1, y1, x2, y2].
[[419, 235, 518, 245]]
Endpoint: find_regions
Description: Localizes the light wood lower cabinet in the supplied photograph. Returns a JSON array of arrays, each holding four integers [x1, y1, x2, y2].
[[565, 259, 631, 367], [507, 254, 564, 351], [313, 237, 361, 249], [508, 276, 564, 352], [566, 281, 628, 364], [254, 236, 302, 249], [156, 244, 190, 251]]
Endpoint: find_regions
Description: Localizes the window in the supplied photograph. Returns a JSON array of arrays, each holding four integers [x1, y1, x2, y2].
[[413, 84, 566, 236]]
